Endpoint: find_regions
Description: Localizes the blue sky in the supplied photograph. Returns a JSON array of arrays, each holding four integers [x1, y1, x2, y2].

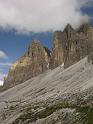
[[0, 0, 93, 85]]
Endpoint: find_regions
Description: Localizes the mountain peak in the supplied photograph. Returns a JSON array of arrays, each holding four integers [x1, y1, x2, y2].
[[64, 24, 73, 32], [4, 41, 50, 88], [78, 23, 93, 33], [32, 39, 40, 44]]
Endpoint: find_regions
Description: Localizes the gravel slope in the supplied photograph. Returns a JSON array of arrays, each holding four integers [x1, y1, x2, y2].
[[0, 57, 93, 124]]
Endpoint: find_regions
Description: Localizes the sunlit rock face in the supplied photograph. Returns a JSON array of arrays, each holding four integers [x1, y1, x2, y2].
[[62, 24, 93, 68], [4, 40, 51, 88], [50, 31, 63, 69], [50, 24, 93, 69]]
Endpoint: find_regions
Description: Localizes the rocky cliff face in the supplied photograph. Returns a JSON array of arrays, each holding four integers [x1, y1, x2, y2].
[[4, 40, 50, 88], [49, 31, 63, 69], [50, 24, 93, 69], [4, 23, 93, 88]]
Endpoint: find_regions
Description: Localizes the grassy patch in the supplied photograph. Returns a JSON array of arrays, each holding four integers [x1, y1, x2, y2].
[[12, 101, 93, 124], [77, 106, 93, 124], [12, 103, 64, 124]]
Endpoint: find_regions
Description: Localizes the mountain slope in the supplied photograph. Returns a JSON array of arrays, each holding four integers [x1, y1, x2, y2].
[[0, 57, 93, 124]]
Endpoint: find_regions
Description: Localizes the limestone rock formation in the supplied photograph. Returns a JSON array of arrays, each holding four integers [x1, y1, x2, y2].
[[49, 31, 63, 69], [4, 23, 93, 89], [4, 40, 50, 88], [50, 24, 93, 69]]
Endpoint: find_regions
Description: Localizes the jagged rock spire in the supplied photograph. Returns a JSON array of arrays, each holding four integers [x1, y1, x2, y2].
[[78, 23, 93, 33], [4, 40, 50, 88], [64, 24, 73, 31], [50, 23, 93, 69]]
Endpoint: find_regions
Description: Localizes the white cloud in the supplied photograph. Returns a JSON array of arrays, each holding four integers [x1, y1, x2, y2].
[[0, 80, 3, 86], [0, 50, 8, 59], [0, 62, 12, 66], [0, 62, 12, 86], [0, 73, 6, 86], [0, 50, 11, 86], [0, 0, 92, 33]]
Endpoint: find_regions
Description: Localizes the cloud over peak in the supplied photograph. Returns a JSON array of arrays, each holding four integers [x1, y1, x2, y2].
[[0, 0, 92, 33]]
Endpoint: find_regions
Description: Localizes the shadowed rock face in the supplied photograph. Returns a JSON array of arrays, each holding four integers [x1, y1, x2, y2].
[[4, 40, 51, 88], [50, 24, 93, 69]]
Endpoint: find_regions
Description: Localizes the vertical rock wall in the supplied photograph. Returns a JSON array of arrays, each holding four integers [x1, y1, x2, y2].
[[50, 24, 93, 68]]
